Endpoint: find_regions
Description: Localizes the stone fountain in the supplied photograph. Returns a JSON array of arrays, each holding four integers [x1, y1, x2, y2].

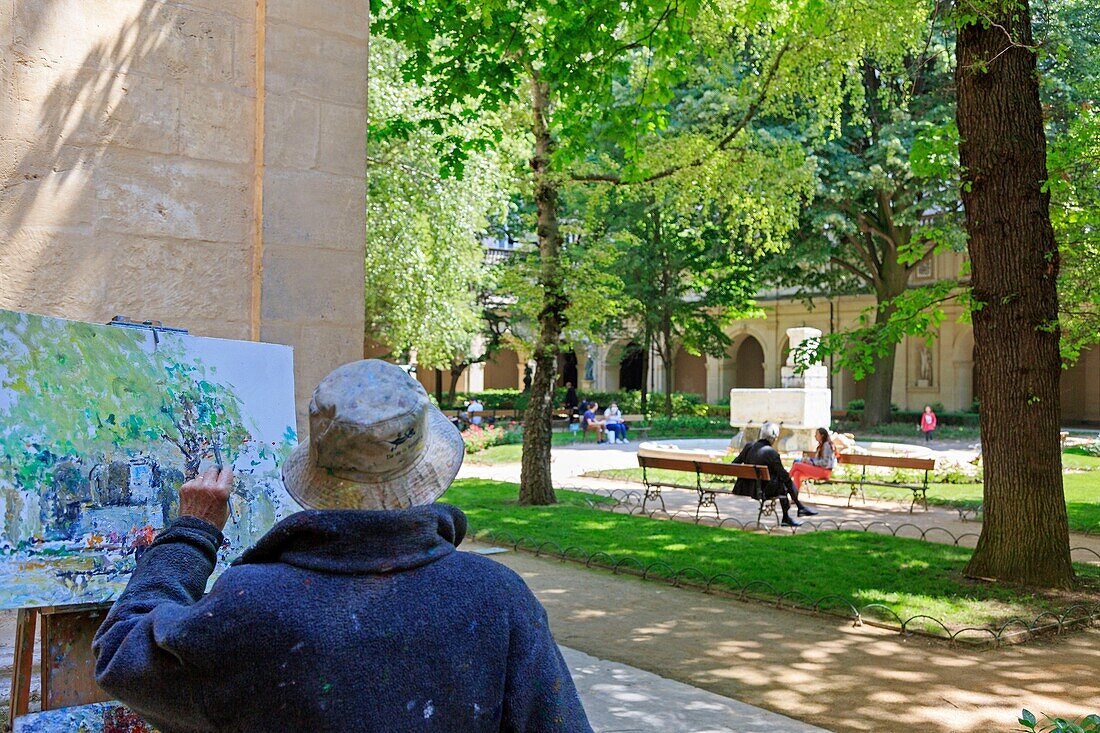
[[729, 327, 831, 452]]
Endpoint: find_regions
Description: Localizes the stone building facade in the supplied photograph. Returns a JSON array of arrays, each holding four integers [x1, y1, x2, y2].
[[438, 251, 1099, 424], [1, 0, 368, 430]]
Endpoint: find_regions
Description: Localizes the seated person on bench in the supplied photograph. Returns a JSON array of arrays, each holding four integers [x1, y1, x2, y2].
[[789, 427, 836, 489], [603, 402, 628, 444], [730, 421, 818, 527], [581, 402, 606, 443]]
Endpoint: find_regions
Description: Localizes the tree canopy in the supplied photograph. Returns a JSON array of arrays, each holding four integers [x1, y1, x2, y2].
[[365, 37, 520, 370], [371, 0, 932, 502]]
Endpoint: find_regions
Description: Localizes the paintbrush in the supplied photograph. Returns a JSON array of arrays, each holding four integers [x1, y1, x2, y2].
[[213, 442, 239, 526]]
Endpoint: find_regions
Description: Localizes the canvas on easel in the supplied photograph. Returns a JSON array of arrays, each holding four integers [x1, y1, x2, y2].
[[0, 309, 299, 608], [0, 309, 299, 725]]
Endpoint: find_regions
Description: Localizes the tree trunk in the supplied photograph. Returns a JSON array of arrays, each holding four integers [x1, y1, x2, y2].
[[640, 327, 651, 415], [861, 300, 900, 428], [447, 364, 465, 407], [956, 0, 1073, 586], [434, 369, 444, 406], [661, 326, 674, 419], [519, 74, 563, 506]]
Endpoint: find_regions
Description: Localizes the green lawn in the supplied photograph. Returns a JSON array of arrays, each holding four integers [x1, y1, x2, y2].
[[585, 454, 1100, 533], [443, 479, 1100, 633]]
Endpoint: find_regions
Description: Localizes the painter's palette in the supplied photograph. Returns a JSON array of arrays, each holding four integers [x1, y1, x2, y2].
[[14, 702, 158, 733], [0, 309, 300, 608]]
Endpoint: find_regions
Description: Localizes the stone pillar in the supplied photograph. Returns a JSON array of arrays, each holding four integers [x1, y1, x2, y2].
[[592, 346, 609, 391], [0, 1, 261, 337], [705, 355, 724, 404], [780, 327, 828, 389], [954, 361, 973, 412], [465, 362, 486, 393], [649, 345, 667, 395], [259, 0, 368, 428]]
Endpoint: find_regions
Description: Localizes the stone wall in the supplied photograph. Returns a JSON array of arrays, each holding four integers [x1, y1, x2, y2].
[[0, 0, 368, 431], [259, 0, 368, 422]]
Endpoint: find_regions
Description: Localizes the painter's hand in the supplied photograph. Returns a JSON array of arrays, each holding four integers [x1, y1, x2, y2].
[[179, 467, 233, 531]]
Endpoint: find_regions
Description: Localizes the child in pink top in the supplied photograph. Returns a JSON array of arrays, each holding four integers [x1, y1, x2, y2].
[[920, 405, 937, 442]]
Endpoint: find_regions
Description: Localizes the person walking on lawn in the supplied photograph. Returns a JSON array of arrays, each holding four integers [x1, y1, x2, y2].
[[93, 360, 592, 733], [920, 405, 938, 443], [730, 422, 818, 527]]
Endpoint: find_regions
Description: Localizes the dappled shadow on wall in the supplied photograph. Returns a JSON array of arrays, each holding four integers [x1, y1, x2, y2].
[[1, 1, 252, 320]]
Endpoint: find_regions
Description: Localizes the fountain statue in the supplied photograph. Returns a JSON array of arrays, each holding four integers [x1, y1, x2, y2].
[[729, 327, 832, 452]]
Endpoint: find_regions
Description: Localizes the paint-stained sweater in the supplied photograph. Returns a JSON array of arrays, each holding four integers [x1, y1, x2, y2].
[[93, 504, 593, 733]]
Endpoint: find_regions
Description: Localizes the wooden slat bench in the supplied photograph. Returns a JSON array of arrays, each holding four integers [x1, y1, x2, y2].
[[574, 413, 651, 443], [637, 455, 775, 523], [621, 414, 651, 442], [804, 453, 936, 512]]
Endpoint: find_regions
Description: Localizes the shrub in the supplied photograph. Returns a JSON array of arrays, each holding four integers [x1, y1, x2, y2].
[[451, 389, 526, 410], [891, 409, 981, 427], [451, 389, 717, 417], [595, 391, 708, 417], [460, 422, 523, 453], [1065, 442, 1100, 458], [847, 398, 865, 411], [1018, 709, 1100, 733], [639, 415, 733, 436]]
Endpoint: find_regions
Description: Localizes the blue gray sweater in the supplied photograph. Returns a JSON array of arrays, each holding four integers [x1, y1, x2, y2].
[[93, 504, 592, 733]]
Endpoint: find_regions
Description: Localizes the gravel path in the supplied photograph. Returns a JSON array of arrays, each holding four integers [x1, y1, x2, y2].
[[484, 545, 1100, 733]]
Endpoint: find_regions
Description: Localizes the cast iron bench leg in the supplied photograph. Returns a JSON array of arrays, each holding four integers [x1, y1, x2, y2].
[[696, 490, 719, 521], [643, 486, 665, 513], [909, 471, 931, 513]]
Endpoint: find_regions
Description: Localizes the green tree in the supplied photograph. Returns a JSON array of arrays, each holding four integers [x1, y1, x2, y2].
[[785, 0, 1097, 426], [365, 37, 519, 372], [1049, 107, 1100, 361], [374, 0, 926, 504], [774, 28, 967, 426], [594, 189, 764, 417], [1040, 0, 1100, 362]]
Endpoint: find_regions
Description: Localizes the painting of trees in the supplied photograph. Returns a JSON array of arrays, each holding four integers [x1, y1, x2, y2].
[[0, 309, 297, 608]]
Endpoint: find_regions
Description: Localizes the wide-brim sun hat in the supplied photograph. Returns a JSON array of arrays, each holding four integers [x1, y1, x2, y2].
[[281, 359, 464, 510]]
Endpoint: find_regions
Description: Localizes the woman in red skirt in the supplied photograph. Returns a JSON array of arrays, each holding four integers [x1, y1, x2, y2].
[[790, 427, 837, 489]]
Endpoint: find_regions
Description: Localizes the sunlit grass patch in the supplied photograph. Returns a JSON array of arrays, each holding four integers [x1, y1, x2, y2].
[[443, 479, 1100, 633]]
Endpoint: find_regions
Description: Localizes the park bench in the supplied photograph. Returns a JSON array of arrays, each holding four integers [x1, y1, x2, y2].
[[803, 452, 936, 512], [575, 413, 652, 443], [637, 455, 775, 523], [620, 414, 652, 442]]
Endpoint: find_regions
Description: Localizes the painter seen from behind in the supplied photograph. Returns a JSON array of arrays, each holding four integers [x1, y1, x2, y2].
[[93, 360, 592, 732]]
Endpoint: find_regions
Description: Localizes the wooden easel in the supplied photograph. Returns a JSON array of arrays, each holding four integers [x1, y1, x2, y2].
[[8, 602, 115, 723], [6, 318, 185, 730]]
